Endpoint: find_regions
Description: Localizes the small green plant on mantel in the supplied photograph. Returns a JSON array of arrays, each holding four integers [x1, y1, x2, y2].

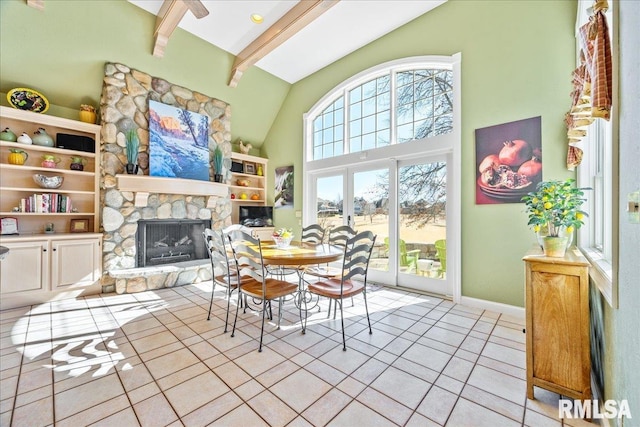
[[126, 129, 139, 165], [521, 178, 588, 236], [213, 146, 224, 182], [125, 129, 140, 174]]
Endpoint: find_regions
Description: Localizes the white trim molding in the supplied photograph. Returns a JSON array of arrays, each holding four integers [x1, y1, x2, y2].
[[459, 296, 526, 320]]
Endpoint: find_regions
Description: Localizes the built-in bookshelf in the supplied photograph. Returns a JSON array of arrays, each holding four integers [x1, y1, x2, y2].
[[0, 106, 100, 234]]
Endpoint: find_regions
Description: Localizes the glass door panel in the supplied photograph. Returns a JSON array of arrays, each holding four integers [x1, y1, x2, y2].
[[308, 159, 451, 297], [397, 159, 450, 295], [352, 168, 389, 275], [315, 175, 344, 231]]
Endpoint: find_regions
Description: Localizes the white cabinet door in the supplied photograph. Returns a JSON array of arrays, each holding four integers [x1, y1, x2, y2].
[[252, 227, 275, 241], [0, 240, 49, 294], [51, 238, 101, 290]]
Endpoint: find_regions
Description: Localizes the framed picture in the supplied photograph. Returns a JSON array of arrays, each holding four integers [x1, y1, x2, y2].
[[243, 161, 256, 175], [475, 116, 542, 205], [148, 100, 210, 182], [70, 218, 89, 233], [0, 217, 19, 235], [274, 165, 294, 209]]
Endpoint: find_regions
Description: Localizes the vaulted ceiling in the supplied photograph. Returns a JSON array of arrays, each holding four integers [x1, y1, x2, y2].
[[128, 0, 446, 86]]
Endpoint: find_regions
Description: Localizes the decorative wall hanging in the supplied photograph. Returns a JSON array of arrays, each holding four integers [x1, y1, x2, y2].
[[564, 0, 612, 170], [475, 116, 542, 205], [149, 100, 210, 181], [274, 165, 294, 209]]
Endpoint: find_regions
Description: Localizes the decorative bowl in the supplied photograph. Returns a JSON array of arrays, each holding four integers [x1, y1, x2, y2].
[[7, 87, 49, 113], [273, 236, 293, 249], [33, 174, 64, 189]]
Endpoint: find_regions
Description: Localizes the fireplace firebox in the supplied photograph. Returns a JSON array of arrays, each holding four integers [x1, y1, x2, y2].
[[136, 219, 210, 267]]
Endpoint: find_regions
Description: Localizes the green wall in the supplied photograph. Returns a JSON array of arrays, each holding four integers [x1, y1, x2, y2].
[[263, 0, 576, 307], [0, 0, 290, 147]]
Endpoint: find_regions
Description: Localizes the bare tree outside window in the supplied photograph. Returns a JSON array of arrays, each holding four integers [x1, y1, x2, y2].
[[396, 69, 453, 142]]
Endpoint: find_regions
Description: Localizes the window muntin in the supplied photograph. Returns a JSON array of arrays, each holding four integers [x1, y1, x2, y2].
[[348, 75, 390, 153], [312, 97, 344, 160], [396, 69, 453, 143], [309, 65, 453, 161]]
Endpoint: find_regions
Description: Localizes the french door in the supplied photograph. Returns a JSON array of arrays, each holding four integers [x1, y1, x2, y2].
[[307, 156, 451, 296]]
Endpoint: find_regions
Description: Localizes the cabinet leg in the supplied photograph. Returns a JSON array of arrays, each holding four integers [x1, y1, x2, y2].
[[527, 383, 534, 400]]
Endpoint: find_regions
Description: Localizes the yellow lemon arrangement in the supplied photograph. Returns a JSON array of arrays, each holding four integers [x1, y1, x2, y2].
[[272, 228, 294, 249], [521, 179, 588, 256]]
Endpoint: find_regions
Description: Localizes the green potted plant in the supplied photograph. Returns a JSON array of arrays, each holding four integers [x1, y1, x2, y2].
[[213, 146, 224, 182], [125, 129, 140, 174], [521, 178, 588, 257]]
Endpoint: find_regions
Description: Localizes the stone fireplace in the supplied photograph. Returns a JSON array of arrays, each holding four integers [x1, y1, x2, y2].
[[99, 63, 232, 294]]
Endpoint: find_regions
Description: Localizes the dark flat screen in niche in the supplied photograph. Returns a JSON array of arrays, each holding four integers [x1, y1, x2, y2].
[[56, 133, 95, 153], [239, 205, 273, 227], [231, 161, 244, 173]]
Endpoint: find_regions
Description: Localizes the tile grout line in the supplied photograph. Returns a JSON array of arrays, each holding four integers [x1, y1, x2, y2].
[[8, 304, 32, 427], [437, 307, 504, 427], [319, 295, 452, 426]]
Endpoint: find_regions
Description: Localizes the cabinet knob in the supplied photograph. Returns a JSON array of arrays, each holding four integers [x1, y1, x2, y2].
[[43, 248, 47, 252], [53, 248, 57, 251], [522, 328, 526, 334]]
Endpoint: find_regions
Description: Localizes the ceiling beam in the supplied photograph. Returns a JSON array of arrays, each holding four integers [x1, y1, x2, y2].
[[153, 0, 209, 58], [26, 0, 44, 11], [228, 0, 340, 88]]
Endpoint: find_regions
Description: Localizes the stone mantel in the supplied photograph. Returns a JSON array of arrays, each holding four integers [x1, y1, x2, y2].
[[116, 174, 229, 207]]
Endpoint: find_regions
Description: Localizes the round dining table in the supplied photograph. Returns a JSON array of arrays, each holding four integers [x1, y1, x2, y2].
[[259, 241, 343, 267], [258, 241, 343, 311]]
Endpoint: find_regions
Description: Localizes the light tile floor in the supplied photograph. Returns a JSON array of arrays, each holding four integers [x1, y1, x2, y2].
[[0, 282, 598, 426]]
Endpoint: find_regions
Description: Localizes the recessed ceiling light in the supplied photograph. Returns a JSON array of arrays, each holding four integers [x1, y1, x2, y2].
[[250, 14, 264, 24]]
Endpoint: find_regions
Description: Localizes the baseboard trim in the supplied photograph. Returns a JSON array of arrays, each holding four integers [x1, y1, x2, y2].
[[459, 296, 525, 319]]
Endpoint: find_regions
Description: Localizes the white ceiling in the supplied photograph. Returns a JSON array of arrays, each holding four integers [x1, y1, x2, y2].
[[129, 0, 446, 84]]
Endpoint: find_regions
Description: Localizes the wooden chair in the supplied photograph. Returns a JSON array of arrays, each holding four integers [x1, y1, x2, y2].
[[203, 228, 252, 332], [295, 223, 327, 304], [301, 223, 325, 244], [304, 230, 377, 351], [305, 224, 356, 278], [327, 225, 356, 248], [227, 229, 302, 352], [304, 225, 357, 316]]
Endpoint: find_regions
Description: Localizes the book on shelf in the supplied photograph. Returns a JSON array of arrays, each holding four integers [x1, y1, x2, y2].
[[42, 194, 50, 213], [19, 194, 72, 213]]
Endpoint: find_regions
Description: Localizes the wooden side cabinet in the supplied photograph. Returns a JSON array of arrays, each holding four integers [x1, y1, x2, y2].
[[523, 247, 591, 400]]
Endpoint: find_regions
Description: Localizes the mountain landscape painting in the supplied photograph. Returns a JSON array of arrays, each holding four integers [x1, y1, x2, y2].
[[149, 100, 210, 181]]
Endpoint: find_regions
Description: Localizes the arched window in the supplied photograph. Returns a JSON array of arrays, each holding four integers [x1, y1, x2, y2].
[[303, 55, 461, 300], [307, 57, 456, 162]]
